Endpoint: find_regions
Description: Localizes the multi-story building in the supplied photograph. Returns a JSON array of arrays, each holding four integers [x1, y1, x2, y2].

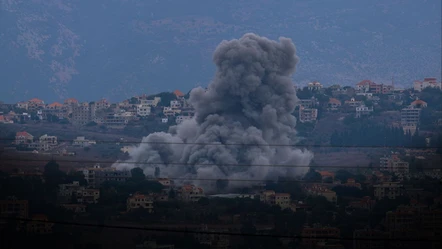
[[298, 98, 318, 108], [82, 165, 131, 188], [72, 136, 96, 147], [170, 100, 182, 109], [15, 131, 34, 145], [71, 102, 92, 125], [344, 98, 363, 108], [26, 214, 53, 235], [301, 225, 340, 249], [27, 98, 45, 111], [355, 105, 373, 118], [356, 80, 394, 94], [373, 182, 403, 200], [0, 197, 29, 220], [401, 106, 421, 127], [76, 189, 100, 204], [39, 134, 57, 148], [140, 97, 161, 107], [380, 153, 409, 177], [61, 204, 86, 213], [43, 102, 65, 119], [304, 185, 337, 204], [353, 229, 388, 249], [299, 107, 318, 123], [175, 115, 192, 124], [307, 81, 323, 91], [137, 104, 151, 117], [156, 178, 173, 188], [173, 90, 185, 100], [413, 77, 441, 92], [58, 181, 85, 203], [16, 101, 28, 110], [275, 193, 291, 209], [178, 185, 205, 202], [127, 193, 154, 213]]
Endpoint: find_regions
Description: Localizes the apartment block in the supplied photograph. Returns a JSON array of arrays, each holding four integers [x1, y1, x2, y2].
[[413, 77, 441, 92], [127, 193, 154, 213], [301, 225, 340, 249], [380, 153, 409, 177], [355, 105, 373, 118], [401, 106, 421, 127], [299, 107, 318, 123], [178, 185, 205, 202], [373, 182, 403, 200]]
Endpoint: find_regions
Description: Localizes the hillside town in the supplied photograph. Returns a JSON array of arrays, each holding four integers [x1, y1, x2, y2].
[[0, 77, 441, 249]]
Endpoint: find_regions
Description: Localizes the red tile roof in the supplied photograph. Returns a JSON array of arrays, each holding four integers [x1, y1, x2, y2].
[[48, 102, 63, 107], [411, 99, 427, 106], [28, 98, 44, 103], [328, 98, 341, 105], [64, 98, 78, 104], [356, 80, 373, 86], [173, 90, 184, 97], [16, 131, 32, 137], [0, 115, 5, 121]]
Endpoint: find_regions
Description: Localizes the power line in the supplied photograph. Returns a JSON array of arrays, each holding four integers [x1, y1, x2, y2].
[[4, 157, 442, 170], [1, 137, 438, 149], [0, 217, 438, 242]]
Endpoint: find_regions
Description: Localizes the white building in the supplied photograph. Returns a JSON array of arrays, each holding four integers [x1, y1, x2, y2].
[[401, 106, 421, 127], [72, 136, 96, 147], [355, 105, 373, 118], [299, 107, 318, 123], [307, 81, 323, 91], [137, 104, 151, 117], [175, 115, 192, 124], [170, 100, 182, 109], [380, 153, 409, 179], [413, 77, 441, 92], [373, 182, 404, 200], [178, 185, 205, 202]]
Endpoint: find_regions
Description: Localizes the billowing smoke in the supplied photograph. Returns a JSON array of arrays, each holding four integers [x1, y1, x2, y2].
[[114, 33, 313, 191]]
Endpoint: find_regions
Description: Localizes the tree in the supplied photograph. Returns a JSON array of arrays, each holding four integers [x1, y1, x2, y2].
[[86, 121, 97, 127], [43, 160, 66, 199], [130, 167, 146, 182]]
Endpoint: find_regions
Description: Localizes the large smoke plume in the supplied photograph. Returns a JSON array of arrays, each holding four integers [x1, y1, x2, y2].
[[114, 33, 314, 191]]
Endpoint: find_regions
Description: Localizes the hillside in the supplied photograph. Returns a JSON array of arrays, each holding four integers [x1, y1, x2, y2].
[[0, 0, 440, 102]]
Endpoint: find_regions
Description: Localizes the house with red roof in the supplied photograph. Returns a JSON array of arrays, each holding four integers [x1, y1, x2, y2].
[[64, 98, 79, 105], [327, 98, 342, 111], [15, 131, 34, 145], [27, 98, 45, 111], [413, 77, 441, 92], [126, 193, 154, 213], [178, 185, 204, 202], [410, 98, 428, 108], [0, 115, 13, 124]]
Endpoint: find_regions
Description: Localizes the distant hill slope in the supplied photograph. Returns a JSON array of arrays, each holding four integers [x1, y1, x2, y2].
[[0, 0, 440, 103]]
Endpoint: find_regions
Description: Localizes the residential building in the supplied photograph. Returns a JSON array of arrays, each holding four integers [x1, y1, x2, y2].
[[39, 134, 57, 148], [140, 97, 161, 107], [170, 100, 182, 109], [344, 98, 363, 108], [413, 77, 441, 92], [0, 115, 13, 124], [299, 107, 318, 123], [173, 89, 185, 100], [195, 225, 230, 249], [356, 80, 393, 94], [316, 171, 335, 182], [61, 204, 86, 213], [44, 102, 65, 119], [163, 107, 180, 116], [0, 197, 29, 219], [305, 185, 337, 204], [127, 193, 154, 213], [84, 167, 131, 188], [355, 105, 373, 118], [156, 178, 173, 188], [356, 80, 373, 93], [71, 102, 92, 125], [178, 185, 205, 202], [373, 182, 403, 200], [307, 81, 323, 91], [342, 178, 362, 189], [301, 225, 340, 249], [275, 193, 291, 209], [58, 181, 84, 203], [26, 214, 53, 235], [76, 189, 100, 204], [16, 101, 28, 110], [95, 98, 110, 110], [176, 115, 192, 124], [298, 98, 317, 108], [347, 196, 376, 211], [72, 136, 96, 147], [380, 153, 409, 177], [327, 98, 341, 111], [410, 99, 428, 108], [137, 104, 151, 117], [27, 98, 45, 111], [15, 131, 33, 145], [401, 106, 421, 127], [353, 229, 387, 249]]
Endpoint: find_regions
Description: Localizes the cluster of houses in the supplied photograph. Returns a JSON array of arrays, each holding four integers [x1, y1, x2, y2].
[[14, 131, 58, 152], [1, 78, 440, 131]]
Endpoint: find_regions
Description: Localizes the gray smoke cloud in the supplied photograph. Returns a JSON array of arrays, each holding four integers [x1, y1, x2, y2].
[[114, 33, 313, 191]]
